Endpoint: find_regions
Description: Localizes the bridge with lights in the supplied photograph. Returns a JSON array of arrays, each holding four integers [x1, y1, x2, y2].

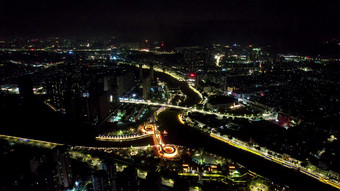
[[1, 130, 340, 189], [119, 99, 254, 120], [96, 120, 179, 159], [0, 134, 63, 148]]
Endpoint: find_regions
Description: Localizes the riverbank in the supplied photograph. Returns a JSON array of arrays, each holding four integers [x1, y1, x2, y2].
[[157, 109, 338, 191]]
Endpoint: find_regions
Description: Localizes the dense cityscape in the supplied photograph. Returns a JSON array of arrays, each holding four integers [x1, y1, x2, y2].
[[1, 0, 340, 191], [0, 36, 339, 191]]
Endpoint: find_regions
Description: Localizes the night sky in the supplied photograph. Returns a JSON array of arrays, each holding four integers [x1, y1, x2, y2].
[[1, 0, 340, 45]]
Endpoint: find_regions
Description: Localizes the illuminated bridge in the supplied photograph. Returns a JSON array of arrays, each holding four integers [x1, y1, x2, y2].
[[96, 121, 179, 159], [120, 99, 254, 120], [95, 123, 157, 142], [1, 132, 339, 189], [95, 134, 152, 142], [0, 134, 62, 148]]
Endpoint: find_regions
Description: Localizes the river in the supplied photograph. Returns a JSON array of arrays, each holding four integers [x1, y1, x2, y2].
[[155, 70, 338, 191]]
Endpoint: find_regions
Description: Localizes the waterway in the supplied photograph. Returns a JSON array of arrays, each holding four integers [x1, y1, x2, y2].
[[155, 70, 338, 191], [158, 109, 337, 191], [1, 68, 338, 190]]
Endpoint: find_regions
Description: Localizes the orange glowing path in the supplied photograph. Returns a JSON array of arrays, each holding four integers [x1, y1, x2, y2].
[[147, 123, 179, 159]]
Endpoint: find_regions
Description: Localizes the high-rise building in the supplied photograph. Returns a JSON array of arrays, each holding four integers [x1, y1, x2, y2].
[[139, 63, 143, 81], [89, 76, 112, 124], [29, 155, 56, 191], [142, 77, 151, 100], [45, 76, 65, 111], [91, 170, 111, 191], [64, 89, 84, 121], [53, 147, 73, 189], [116, 71, 135, 97], [150, 63, 154, 81], [18, 74, 34, 100]]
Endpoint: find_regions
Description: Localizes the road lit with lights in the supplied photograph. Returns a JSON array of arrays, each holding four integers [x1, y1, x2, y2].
[[178, 114, 186, 125], [1, 124, 339, 189], [142, 123, 179, 159], [95, 121, 179, 159], [210, 133, 340, 190], [117, 61, 340, 189], [0, 134, 62, 148], [119, 61, 203, 100], [1, 61, 338, 190], [120, 99, 253, 120]]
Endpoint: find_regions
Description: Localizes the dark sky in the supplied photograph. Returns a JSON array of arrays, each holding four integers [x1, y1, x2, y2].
[[1, 0, 340, 44]]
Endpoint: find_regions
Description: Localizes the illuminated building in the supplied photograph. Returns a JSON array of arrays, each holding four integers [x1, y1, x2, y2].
[[214, 54, 224, 67], [140, 63, 157, 100], [277, 113, 290, 129], [188, 72, 199, 88], [45, 76, 65, 111]]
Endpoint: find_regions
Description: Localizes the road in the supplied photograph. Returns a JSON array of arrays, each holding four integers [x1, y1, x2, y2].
[[210, 133, 340, 189], [1, 62, 339, 190], [119, 97, 340, 189], [147, 65, 340, 190], [157, 110, 339, 191], [120, 99, 254, 120], [0, 134, 62, 148]]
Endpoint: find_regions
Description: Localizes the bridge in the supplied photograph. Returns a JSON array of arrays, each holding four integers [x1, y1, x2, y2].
[[95, 123, 157, 142], [1, 132, 339, 189], [96, 134, 152, 142], [0, 134, 63, 148], [120, 99, 254, 120]]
